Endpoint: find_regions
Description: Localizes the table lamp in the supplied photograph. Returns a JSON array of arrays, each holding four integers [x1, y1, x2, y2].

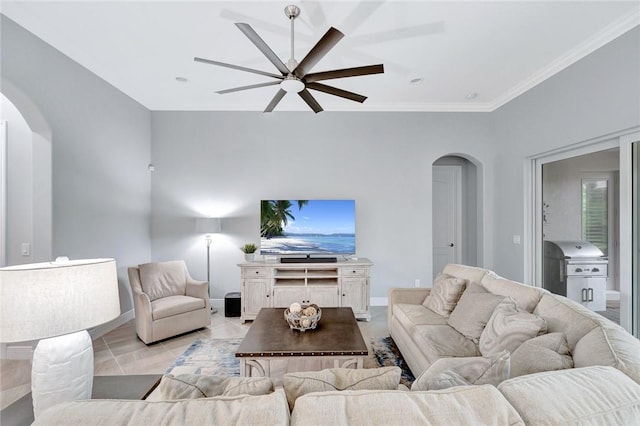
[[0, 258, 120, 418]]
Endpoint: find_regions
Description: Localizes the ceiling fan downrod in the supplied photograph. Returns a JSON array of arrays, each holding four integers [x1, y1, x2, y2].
[[284, 5, 300, 71]]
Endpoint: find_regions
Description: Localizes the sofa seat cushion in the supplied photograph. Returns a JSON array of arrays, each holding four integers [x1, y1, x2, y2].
[[283, 367, 401, 410], [393, 303, 449, 329], [479, 273, 545, 313], [159, 375, 274, 399], [479, 298, 546, 355], [139, 261, 187, 301], [447, 282, 506, 342], [290, 386, 524, 426], [498, 366, 640, 425], [422, 273, 467, 317], [510, 332, 573, 377], [411, 351, 510, 391], [415, 325, 479, 365], [33, 392, 290, 426], [151, 295, 205, 320]]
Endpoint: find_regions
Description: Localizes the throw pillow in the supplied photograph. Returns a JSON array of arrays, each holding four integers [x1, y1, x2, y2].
[[411, 351, 511, 391], [422, 273, 467, 317], [283, 366, 401, 410], [447, 282, 506, 342], [510, 332, 574, 377], [479, 298, 547, 356], [159, 374, 274, 399]]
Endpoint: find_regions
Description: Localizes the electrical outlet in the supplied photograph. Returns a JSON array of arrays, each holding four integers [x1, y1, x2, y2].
[[512, 235, 521, 245], [21, 243, 30, 256], [414, 279, 420, 288]]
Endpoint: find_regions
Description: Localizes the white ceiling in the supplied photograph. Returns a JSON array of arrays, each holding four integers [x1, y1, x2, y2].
[[2, 1, 639, 112]]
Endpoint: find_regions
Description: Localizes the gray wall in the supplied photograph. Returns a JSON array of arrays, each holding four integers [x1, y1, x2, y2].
[[2, 14, 638, 310], [1, 15, 152, 312], [491, 27, 640, 281], [150, 112, 495, 300]]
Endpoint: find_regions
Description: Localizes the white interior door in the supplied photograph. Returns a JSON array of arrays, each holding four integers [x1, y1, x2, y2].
[[433, 165, 462, 276], [0, 121, 6, 267]]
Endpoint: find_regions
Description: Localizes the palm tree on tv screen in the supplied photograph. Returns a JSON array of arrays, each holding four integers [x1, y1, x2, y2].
[[261, 200, 308, 238]]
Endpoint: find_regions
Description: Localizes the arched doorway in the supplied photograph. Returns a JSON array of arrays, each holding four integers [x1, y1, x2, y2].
[[1, 78, 52, 265], [432, 155, 482, 276]]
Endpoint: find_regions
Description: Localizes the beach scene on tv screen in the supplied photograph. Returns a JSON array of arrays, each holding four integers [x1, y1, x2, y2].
[[260, 200, 355, 254]]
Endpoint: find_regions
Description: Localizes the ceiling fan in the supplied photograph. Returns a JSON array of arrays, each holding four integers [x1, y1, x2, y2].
[[194, 5, 384, 113]]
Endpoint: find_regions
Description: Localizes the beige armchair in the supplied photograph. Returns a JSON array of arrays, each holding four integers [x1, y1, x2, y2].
[[128, 260, 211, 344]]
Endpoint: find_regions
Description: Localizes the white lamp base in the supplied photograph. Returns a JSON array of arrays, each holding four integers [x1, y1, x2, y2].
[[31, 330, 94, 418]]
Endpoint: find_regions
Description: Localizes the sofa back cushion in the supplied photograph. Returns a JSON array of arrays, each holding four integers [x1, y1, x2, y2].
[[573, 320, 640, 384], [533, 294, 599, 349], [139, 261, 187, 301], [422, 273, 467, 317], [442, 264, 489, 283], [480, 273, 545, 312], [498, 366, 640, 425], [32, 392, 290, 426], [290, 386, 525, 426], [159, 375, 274, 399]]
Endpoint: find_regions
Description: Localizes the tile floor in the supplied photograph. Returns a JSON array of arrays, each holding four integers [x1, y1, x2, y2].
[[0, 306, 389, 410]]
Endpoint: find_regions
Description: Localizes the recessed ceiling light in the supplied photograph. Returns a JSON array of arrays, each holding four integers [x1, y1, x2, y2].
[[410, 78, 424, 85], [175, 77, 189, 83], [465, 92, 478, 100]]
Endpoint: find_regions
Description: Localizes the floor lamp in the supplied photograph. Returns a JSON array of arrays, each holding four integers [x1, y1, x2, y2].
[[196, 217, 221, 313], [0, 258, 120, 419]]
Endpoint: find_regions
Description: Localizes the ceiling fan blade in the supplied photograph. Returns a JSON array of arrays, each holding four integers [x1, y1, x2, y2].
[[194, 57, 283, 80], [306, 82, 367, 103], [294, 27, 344, 78], [304, 64, 384, 83], [264, 89, 287, 113], [298, 89, 324, 113], [217, 81, 282, 95], [235, 23, 290, 75]]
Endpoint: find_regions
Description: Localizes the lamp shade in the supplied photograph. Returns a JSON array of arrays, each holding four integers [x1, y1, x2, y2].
[[0, 258, 120, 343], [195, 217, 221, 234]]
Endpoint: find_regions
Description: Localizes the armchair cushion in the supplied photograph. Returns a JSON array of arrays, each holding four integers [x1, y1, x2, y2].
[[139, 261, 187, 301], [152, 295, 205, 320]]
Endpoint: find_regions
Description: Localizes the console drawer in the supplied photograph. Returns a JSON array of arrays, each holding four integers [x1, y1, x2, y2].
[[243, 267, 269, 278], [342, 267, 367, 277]]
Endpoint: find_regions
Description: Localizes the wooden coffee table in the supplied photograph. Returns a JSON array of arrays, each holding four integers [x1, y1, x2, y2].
[[235, 307, 368, 377]]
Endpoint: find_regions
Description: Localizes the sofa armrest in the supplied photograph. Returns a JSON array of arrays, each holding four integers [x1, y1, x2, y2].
[[186, 279, 211, 310], [387, 287, 431, 331]]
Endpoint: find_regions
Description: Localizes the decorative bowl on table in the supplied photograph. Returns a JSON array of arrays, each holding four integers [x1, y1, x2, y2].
[[284, 303, 321, 331]]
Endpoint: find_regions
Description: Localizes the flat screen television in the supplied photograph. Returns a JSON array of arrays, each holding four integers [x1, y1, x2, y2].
[[260, 199, 356, 256]]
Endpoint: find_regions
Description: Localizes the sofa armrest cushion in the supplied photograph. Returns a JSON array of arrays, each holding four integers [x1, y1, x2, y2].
[[479, 298, 546, 356], [159, 374, 274, 399], [447, 282, 506, 342], [510, 332, 573, 377], [283, 367, 401, 410], [498, 366, 640, 425], [422, 274, 467, 317], [411, 350, 510, 391]]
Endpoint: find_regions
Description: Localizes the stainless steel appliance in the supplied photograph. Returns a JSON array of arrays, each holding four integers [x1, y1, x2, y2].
[[543, 240, 608, 311]]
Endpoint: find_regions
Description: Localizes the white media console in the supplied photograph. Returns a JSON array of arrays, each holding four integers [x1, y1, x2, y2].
[[238, 258, 373, 322]]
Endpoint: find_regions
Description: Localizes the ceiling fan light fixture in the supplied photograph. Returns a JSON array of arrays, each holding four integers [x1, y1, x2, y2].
[[280, 75, 305, 93]]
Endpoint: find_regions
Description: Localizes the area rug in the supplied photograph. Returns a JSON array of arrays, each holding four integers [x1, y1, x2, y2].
[[165, 336, 415, 387]]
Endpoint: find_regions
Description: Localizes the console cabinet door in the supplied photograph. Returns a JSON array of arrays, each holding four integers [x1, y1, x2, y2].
[[272, 287, 307, 308], [341, 278, 368, 315], [243, 279, 271, 318], [307, 286, 340, 307]]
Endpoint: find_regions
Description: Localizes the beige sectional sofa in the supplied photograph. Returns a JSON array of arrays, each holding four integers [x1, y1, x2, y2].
[[35, 264, 640, 425]]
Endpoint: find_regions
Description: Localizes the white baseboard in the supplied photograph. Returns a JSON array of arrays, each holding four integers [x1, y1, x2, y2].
[[0, 343, 34, 359], [370, 297, 388, 306], [89, 310, 134, 340], [606, 290, 620, 301]]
